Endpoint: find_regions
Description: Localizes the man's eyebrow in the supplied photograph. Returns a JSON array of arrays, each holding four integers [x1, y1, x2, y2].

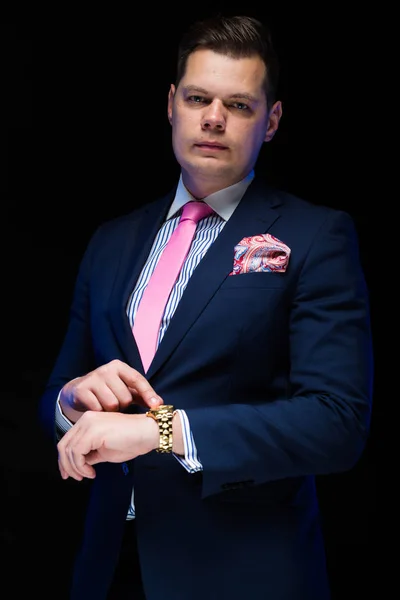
[[182, 85, 209, 95], [228, 93, 258, 103], [182, 85, 258, 103]]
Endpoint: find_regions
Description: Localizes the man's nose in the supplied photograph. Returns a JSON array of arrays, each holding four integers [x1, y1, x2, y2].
[[201, 100, 226, 131]]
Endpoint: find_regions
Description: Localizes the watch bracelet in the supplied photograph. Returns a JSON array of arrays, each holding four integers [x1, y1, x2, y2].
[[147, 405, 175, 453]]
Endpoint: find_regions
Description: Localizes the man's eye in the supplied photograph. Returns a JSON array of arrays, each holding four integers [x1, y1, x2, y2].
[[233, 102, 249, 111], [188, 95, 205, 103]]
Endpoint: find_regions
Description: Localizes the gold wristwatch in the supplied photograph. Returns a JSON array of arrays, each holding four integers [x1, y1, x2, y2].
[[146, 405, 175, 453]]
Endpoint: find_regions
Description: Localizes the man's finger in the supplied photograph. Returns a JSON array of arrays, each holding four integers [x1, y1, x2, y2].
[[118, 365, 164, 408]]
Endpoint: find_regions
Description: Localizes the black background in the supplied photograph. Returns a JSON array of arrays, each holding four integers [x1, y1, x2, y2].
[[5, 6, 380, 599]]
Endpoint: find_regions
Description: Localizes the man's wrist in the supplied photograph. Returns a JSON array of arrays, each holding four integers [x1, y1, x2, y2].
[[142, 413, 160, 451], [58, 396, 85, 425], [172, 411, 184, 456]]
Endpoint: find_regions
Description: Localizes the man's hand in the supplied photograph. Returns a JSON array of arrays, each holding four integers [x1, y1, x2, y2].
[[57, 411, 159, 481], [59, 359, 163, 423]]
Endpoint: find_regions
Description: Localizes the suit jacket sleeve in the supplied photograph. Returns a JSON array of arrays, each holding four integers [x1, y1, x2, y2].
[[185, 209, 373, 499]]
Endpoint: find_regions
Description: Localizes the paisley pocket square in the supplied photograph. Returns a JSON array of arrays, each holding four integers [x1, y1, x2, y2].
[[230, 233, 291, 275]]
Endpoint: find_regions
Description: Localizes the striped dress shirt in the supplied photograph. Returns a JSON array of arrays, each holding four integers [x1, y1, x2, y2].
[[56, 170, 254, 518]]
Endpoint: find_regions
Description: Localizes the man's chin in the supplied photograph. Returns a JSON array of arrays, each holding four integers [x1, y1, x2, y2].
[[181, 161, 239, 196], [185, 157, 233, 179]]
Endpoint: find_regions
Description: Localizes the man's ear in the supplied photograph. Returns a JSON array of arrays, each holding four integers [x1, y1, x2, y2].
[[264, 100, 283, 142], [167, 84, 176, 125]]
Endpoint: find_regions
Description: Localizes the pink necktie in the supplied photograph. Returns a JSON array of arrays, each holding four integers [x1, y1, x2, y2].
[[133, 201, 214, 372]]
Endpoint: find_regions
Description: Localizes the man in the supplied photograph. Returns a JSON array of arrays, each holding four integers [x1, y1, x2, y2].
[[39, 14, 373, 600]]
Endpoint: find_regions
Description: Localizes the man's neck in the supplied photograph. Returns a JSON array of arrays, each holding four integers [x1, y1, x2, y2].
[[181, 171, 251, 199]]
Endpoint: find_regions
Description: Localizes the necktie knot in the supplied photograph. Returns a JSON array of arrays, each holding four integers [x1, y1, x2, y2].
[[180, 201, 214, 224]]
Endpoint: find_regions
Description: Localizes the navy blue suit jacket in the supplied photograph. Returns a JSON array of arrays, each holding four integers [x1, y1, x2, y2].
[[39, 178, 373, 599]]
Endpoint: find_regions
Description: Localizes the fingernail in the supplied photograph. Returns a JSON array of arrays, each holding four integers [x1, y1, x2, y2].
[[150, 397, 158, 405]]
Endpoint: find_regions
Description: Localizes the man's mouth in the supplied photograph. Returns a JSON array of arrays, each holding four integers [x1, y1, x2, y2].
[[194, 141, 228, 151]]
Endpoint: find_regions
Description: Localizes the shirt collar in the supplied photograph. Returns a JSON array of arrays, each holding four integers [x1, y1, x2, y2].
[[166, 170, 255, 222]]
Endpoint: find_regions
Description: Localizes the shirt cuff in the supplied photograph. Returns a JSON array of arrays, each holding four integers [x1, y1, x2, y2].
[[55, 395, 73, 439], [173, 409, 203, 473]]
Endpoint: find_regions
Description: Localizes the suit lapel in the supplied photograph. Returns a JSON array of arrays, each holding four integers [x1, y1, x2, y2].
[[109, 191, 175, 370], [147, 180, 282, 378]]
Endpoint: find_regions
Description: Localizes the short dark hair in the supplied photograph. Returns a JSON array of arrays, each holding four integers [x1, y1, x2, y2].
[[175, 14, 280, 111]]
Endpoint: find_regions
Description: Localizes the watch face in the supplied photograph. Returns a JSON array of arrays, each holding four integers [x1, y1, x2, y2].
[[147, 405, 174, 419], [156, 406, 174, 413]]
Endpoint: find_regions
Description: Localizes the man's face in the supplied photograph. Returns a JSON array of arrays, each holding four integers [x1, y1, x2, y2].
[[167, 49, 282, 196]]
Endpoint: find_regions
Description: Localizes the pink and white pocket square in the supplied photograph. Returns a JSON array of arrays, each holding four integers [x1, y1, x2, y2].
[[229, 233, 291, 275]]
